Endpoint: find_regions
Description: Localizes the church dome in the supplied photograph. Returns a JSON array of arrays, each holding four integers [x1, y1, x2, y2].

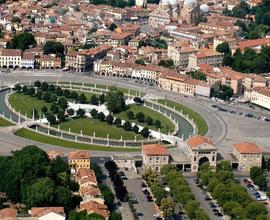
[[184, 0, 196, 7], [200, 4, 209, 13]]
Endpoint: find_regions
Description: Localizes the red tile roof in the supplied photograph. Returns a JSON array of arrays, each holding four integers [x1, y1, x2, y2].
[[68, 150, 90, 160], [187, 135, 214, 149], [31, 207, 65, 217], [80, 201, 109, 218], [238, 38, 270, 51], [252, 86, 270, 97], [142, 144, 168, 155], [0, 208, 17, 219], [233, 142, 262, 154]]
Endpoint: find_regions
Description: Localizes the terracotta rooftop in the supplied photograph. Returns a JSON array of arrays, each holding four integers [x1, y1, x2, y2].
[[233, 142, 263, 154], [252, 86, 270, 97], [187, 135, 214, 149], [0, 48, 22, 57], [238, 38, 270, 51], [142, 144, 168, 155], [47, 150, 64, 160], [68, 150, 90, 160], [31, 207, 65, 217], [80, 201, 109, 219], [0, 208, 17, 219]]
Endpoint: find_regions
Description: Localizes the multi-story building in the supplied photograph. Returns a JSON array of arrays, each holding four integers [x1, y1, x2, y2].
[[244, 86, 270, 110], [21, 52, 35, 69], [233, 142, 263, 172], [142, 144, 169, 172], [243, 74, 268, 90], [167, 42, 197, 67], [107, 33, 131, 48], [186, 135, 217, 172], [188, 48, 223, 69], [159, 74, 212, 97], [65, 45, 112, 72], [39, 55, 61, 69], [68, 150, 91, 169], [0, 49, 22, 68]]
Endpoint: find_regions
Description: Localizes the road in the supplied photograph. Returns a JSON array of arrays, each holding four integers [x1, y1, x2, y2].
[[185, 178, 224, 220], [0, 70, 269, 157]]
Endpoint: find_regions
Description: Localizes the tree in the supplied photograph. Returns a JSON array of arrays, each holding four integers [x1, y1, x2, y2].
[[41, 82, 49, 91], [54, 186, 71, 209], [48, 84, 55, 92], [216, 42, 231, 54], [27, 87, 35, 96], [187, 70, 206, 81], [145, 116, 153, 125], [35, 91, 43, 99], [99, 94, 105, 104], [109, 23, 117, 31], [158, 59, 174, 68], [77, 108, 85, 117], [59, 97, 68, 110], [41, 106, 48, 114], [55, 87, 63, 96], [246, 202, 267, 219], [266, 158, 270, 171], [34, 80, 41, 87], [57, 111, 66, 122], [140, 127, 150, 138], [135, 59, 146, 65], [218, 85, 233, 100], [109, 212, 122, 220], [78, 93, 87, 104], [250, 167, 264, 181], [114, 118, 122, 127], [63, 89, 70, 98], [14, 84, 22, 92], [97, 112, 105, 121], [22, 85, 28, 94], [46, 113, 56, 124], [50, 104, 59, 114], [43, 92, 51, 103], [67, 108, 74, 116], [106, 114, 114, 124], [90, 95, 99, 105], [90, 109, 98, 119], [126, 111, 134, 120], [23, 177, 55, 208], [136, 112, 145, 123], [7, 32, 36, 51], [105, 88, 126, 113], [133, 124, 139, 133], [160, 198, 175, 219], [43, 41, 65, 58], [154, 119, 161, 129], [123, 121, 132, 131], [70, 91, 78, 100]]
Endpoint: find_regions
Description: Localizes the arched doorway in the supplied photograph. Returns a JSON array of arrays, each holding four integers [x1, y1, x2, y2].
[[199, 157, 209, 167]]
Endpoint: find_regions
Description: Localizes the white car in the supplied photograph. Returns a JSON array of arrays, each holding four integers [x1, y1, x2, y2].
[[257, 196, 267, 201]]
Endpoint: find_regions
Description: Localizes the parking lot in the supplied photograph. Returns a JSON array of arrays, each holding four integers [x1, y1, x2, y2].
[[124, 178, 157, 220], [186, 178, 226, 220]]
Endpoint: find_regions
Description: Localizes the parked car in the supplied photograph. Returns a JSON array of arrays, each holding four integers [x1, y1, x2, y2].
[[147, 195, 153, 202], [141, 182, 147, 187]]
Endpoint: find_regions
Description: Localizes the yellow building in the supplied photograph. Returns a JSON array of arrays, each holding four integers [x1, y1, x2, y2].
[[68, 150, 91, 169], [233, 142, 263, 172]]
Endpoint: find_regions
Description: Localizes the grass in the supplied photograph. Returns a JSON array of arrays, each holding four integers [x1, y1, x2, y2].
[[0, 117, 14, 126], [115, 104, 175, 133], [14, 128, 141, 152], [52, 117, 144, 140], [157, 99, 208, 135], [9, 93, 51, 118], [8, 92, 99, 118]]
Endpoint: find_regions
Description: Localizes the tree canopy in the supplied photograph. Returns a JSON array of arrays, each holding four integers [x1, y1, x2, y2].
[[7, 33, 36, 51], [43, 41, 65, 58], [105, 87, 126, 113]]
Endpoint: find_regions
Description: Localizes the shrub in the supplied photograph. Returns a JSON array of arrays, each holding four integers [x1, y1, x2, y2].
[[154, 120, 161, 129], [133, 125, 139, 134], [76, 108, 85, 117], [50, 104, 59, 114], [97, 112, 105, 121], [114, 118, 122, 127], [106, 114, 114, 124], [123, 121, 132, 131], [126, 111, 134, 120], [145, 116, 153, 126], [140, 127, 150, 138], [136, 112, 145, 123], [90, 95, 99, 105], [90, 109, 98, 119], [67, 108, 74, 116]]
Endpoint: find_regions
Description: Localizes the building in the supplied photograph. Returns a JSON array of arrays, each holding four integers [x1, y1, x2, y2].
[[39, 55, 61, 69], [159, 74, 212, 97], [243, 74, 268, 90], [186, 135, 217, 172], [188, 48, 223, 69], [47, 150, 64, 160], [111, 154, 139, 171], [21, 52, 35, 69], [244, 87, 270, 110], [149, 0, 201, 29], [233, 142, 263, 172], [30, 207, 65, 220], [0, 208, 17, 220], [0, 49, 22, 68], [68, 150, 91, 169], [107, 33, 131, 48], [167, 41, 197, 67], [142, 144, 169, 172], [65, 45, 112, 72], [79, 201, 109, 220]]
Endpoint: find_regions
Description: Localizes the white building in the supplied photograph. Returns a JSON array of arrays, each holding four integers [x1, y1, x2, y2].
[[244, 87, 270, 110], [21, 52, 35, 69], [0, 49, 22, 68]]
